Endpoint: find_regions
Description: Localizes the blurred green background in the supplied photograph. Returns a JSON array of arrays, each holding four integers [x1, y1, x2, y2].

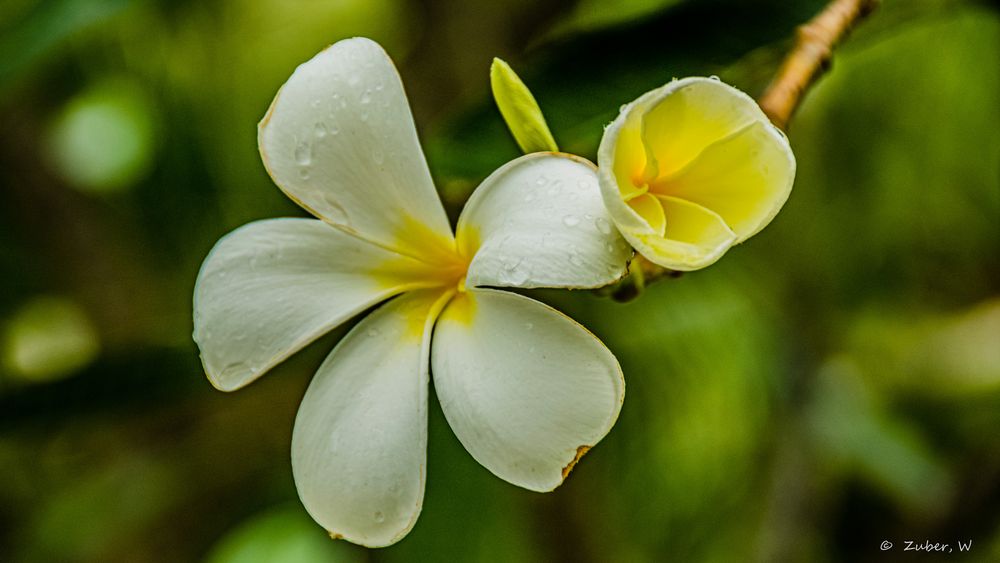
[[1, 0, 998, 561]]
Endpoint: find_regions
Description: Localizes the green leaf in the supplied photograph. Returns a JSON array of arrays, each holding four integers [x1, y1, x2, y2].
[[490, 58, 558, 154]]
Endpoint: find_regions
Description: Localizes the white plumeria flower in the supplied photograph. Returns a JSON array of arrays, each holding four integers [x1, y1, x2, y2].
[[193, 38, 631, 547]]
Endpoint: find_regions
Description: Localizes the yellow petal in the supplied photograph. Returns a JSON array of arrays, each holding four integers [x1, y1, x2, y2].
[[626, 193, 666, 236], [653, 120, 795, 241], [490, 58, 558, 154], [632, 196, 736, 271], [640, 77, 763, 178]]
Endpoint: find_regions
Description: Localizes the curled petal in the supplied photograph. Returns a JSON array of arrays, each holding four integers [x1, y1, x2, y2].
[[639, 77, 763, 177], [431, 288, 624, 492], [654, 121, 795, 241], [630, 197, 737, 271], [458, 153, 630, 289]]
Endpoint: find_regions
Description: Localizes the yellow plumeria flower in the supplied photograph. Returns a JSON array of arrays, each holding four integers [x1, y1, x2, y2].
[[193, 38, 630, 547], [597, 77, 796, 270]]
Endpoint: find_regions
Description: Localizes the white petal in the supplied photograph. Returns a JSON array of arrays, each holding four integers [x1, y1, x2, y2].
[[193, 218, 436, 391], [258, 37, 455, 264], [457, 153, 631, 289], [292, 289, 452, 547], [431, 288, 624, 492]]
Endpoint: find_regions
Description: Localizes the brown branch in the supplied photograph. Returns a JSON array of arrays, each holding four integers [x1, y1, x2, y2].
[[759, 0, 878, 129], [607, 0, 878, 302]]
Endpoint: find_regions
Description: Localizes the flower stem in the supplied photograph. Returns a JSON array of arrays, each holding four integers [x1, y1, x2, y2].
[[608, 0, 878, 302]]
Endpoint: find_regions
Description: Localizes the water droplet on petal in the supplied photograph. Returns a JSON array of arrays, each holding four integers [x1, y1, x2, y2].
[[595, 217, 612, 234], [367, 328, 380, 337], [313, 122, 328, 138], [374, 511, 385, 523], [360, 89, 372, 105], [372, 148, 385, 165], [321, 196, 350, 225], [294, 142, 312, 165], [562, 215, 579, 227]]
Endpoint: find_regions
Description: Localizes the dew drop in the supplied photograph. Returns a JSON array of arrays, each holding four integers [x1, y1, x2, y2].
[[374, 511, 385, 523], [569, 254, 584, 266], [330, 124, 340, 136], [524, 322, 534, 331], [294, 142, 312, 165], [360, 89, 372, 105], [502, 255, 523, 271], [708, 75, 720, 81], [298, 168, 310, 180], [313, 122, 328, 138], [372, 148, 385, 165], [562, 214, 580, 227], [348, 74, 360, 86], [595, 217, 612, 234], [509, 266, 530, 285], [219, 361, 247, 380], [502, 263, 530, 285], [310, 98, 321, 109], [360, 111, 369, 122], [367, 328, 380, 337], [321, 196, 350, 225], [534, 174, 548, 186], [577, 179, 593, 190]]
